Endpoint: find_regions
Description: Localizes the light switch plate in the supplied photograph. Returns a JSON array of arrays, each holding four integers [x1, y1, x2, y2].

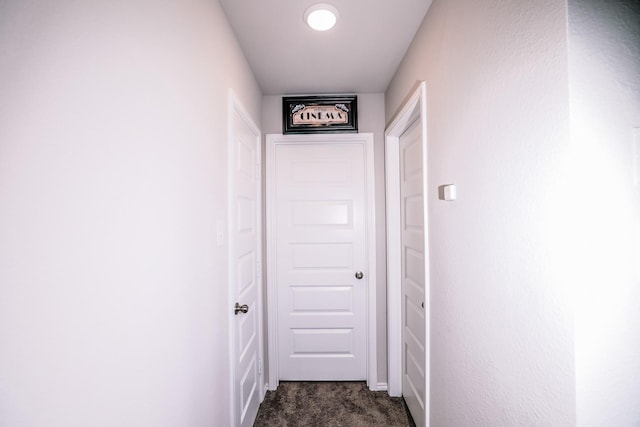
[[633, 128, 640, 187], [438, 184, 457, 201], [216, 219, 225, 246]]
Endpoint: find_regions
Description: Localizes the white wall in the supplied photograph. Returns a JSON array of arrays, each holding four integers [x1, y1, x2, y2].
[[0, 0, 261, 425], [261, 93, 388, 385], [568, 1, 640, 425], [386, 0, 576, 424]]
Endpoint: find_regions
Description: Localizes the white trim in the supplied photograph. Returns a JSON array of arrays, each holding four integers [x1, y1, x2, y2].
[[265, 134, 279, 390], [364, 133, 378, 391], [375, 382, 389, 391], [385, 135, 402, 398], [265, 133, 377, 391], [384, 82, 430, 425], [228, 90, 263, 427]]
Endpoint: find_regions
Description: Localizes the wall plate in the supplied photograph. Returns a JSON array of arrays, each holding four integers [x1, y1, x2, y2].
[[438, 184, 456, 201]]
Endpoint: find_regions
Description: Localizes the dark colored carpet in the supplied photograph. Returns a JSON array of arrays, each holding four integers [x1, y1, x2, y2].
[[253, 381, 414, 427]]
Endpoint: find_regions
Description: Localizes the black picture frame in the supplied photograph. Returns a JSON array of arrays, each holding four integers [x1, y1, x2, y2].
[[282, 95, 358, 134]]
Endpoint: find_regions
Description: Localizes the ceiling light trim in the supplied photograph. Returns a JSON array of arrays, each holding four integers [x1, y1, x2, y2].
[[304, 3, 339, 31]]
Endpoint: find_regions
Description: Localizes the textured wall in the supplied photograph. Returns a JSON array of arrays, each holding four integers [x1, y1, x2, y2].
[[0, 0, 261, 425], [261, 93, 388, 386], [568, 1, 640, 425], [386, 0, 576, 424]]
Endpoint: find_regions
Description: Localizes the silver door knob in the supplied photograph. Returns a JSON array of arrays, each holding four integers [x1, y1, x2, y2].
[[355, 271, 364, 280], [234, 303, 249, 315]]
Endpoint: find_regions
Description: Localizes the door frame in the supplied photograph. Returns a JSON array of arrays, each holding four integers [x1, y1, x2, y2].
[[385, 82, 430, 423], [265, 133, 378, 390], [228, 90, 264, 427]]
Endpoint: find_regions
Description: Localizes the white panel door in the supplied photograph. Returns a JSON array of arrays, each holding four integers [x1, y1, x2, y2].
[[229, 97, 262, 427], [274, 141, 367, 380], [400, 119, 426, 427]]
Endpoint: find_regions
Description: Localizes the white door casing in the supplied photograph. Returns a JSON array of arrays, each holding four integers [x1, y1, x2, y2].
[[266, 133, 377, 389], [228, 91, 264, 427], [385, 82, 430, 426]]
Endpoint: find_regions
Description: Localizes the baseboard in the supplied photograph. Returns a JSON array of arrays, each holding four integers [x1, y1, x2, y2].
[[374, 382, 388, 391]]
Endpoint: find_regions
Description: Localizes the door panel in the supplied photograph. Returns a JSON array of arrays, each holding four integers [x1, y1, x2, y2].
[[290, 286, 353, 311], [230, 100, 262, 427], [400, 118, 426, 427], [274, 142, 367, 380]]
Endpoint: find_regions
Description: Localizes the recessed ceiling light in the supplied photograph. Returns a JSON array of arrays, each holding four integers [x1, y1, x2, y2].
[[304, 3, 339, 31]]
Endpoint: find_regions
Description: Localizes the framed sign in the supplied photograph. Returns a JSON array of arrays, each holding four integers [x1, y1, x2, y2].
[[282, 95, 358, 134]]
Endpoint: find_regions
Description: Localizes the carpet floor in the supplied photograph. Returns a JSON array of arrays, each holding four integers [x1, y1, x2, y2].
[[253, 381, 414, 427]]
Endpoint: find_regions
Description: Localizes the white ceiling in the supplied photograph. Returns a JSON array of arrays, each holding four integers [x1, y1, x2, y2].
[[219, 0, 433, 95]]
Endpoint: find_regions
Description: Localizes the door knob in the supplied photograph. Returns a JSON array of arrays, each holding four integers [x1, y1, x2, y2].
[[234, 303, 249, 315], [355, 271, 364, 280]]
